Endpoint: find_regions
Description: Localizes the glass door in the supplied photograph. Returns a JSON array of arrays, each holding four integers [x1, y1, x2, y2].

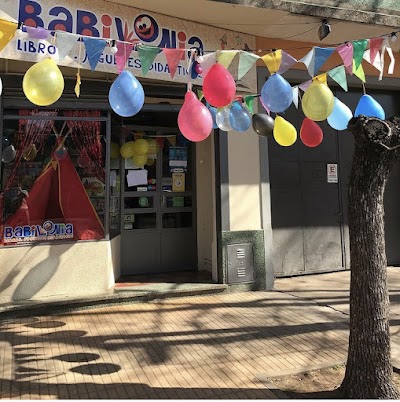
[[120, 129, 196, 275]]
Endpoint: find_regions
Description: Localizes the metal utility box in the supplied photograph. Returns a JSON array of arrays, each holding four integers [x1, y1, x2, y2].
[[226, 243, 255, 284]]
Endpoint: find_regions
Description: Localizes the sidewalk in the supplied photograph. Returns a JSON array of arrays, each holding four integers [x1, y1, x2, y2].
[[0, 288, 350, 399]]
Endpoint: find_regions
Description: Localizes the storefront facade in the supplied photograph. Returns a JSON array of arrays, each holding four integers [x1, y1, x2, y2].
[[0, 0, 268, 304]]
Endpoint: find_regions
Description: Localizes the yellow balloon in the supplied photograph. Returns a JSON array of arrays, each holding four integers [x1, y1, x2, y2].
[[23, 59, 64, 106], [132, 153, 147, 167], [110, 142, 120, 159], [302, 80, 334, 121], [147, 139, 158, 154], [146, 158, 155, 166], [273, 116, 297, 147], [133, 139, 150, 155], [120, 141, 135, 158]]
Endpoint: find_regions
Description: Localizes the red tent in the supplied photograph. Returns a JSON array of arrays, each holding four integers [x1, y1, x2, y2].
[[4, 152, 105, 241]]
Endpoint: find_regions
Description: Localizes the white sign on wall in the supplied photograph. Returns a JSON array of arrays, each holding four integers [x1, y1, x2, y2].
[[327, 163, 338, 183], [0, 0, 257, 90]]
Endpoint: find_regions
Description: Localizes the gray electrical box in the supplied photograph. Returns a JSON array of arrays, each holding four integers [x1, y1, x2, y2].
[[227, 243, 255, 284]]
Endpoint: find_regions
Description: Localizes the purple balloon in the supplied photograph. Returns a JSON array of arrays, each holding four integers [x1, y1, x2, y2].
[[26, 26, 49, 40]]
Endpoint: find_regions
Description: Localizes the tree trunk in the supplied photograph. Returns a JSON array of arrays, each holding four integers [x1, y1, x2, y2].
[[341, 116, 400, 399]]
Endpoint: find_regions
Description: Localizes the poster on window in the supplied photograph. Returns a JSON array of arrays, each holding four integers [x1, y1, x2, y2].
[[169, 147, 187, 172]]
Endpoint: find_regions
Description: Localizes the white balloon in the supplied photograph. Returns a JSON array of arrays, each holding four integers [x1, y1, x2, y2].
[[216, 106, 232, 131]]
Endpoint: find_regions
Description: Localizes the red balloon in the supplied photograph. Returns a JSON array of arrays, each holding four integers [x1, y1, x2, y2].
[[202, 64, 236, 107], [178, 91, 213, 142], [300, 118, 323, 147]]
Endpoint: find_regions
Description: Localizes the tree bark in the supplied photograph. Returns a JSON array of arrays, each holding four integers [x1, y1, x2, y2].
[[341, 116, 400, 399]]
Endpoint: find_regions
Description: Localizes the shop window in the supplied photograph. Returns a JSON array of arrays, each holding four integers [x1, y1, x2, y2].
[[0, 109, 107, 245]]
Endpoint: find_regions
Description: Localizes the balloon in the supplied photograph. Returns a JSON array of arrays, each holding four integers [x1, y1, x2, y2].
[[208, 106, 218, 129], [54, 146, 67, 160], [132, 154, 147, 167], [302, 80, 334, 121], [202, 64, 236, 107], [273, 116, 297, 146], [23, 59, 64, 106], [355, 94, 385, 120], [110, 142, 120, 159], [300, 118, 323, 147], [327, 97, 353, 131], [178, 91, 213, 142], [229, 102, 251, 132], [77, 151, 91, 168], [216, 106, 233, 131], [147, 139, 158, 154], [2, 136, 10, 149], [252, 113, 275, 137], [146, 158, 155, 166], [260, 73, 293, 113], [109, 70, 145, 117], [120, 141, 135, 158], [23, 144, 37, 161], [2, 145, 16, 163], [132, 139, 149, 155]]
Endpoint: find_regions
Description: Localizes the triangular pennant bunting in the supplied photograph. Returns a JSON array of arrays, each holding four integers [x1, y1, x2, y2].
[[363, 49, 383, 74], [278, 51, 298, 74], [328, 65, 348, 91], [238, 51, 259, 80], [197, 89, 204, 101], [0, 20, 17, 52], [369, 37, 384, 65], [217, 50, 238, 69], [299, 48, 316, 77], [336, 42, 353, 75], [352, 39, 368, 69], [314, 47, 335, 75], [83, 37, 107, 71], [353, 59, 365, 82], [115, 41, 134, 74], [200, 52, 216, 78], [244, 95, 257, 114], [162, 48, 185, 79], [25, 26, 49, 40], [313, 73, 327, 85], [292, 86, 299, 109], [55, 32, 79, 61], [299, 80, 312, 91], [262, 49, 282, 74], [167, 136, 176, 146], [138, 45, 160, 76], [379, 38, 394, 81]]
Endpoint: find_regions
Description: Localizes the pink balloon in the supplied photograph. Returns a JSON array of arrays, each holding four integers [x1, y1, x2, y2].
[[202, 64, 236, 107], [178, 91, 213, 142]]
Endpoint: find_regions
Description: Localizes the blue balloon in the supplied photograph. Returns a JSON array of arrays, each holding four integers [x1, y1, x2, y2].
[[109, 70, 145, 117], [208, 106, 218, 129], [260, 73, 293, 113], [327, 97, 353, 131], [354, 94, 385, 120], [229, 102, 251, 132]]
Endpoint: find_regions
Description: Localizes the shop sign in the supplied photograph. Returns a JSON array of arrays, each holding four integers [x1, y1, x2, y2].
[[3, 220, 74, 243], [0, 0, 257, 90]]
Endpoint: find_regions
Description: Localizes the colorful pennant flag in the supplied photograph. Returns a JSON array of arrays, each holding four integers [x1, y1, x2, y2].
[[217, 50, 238, 69], [352, 39, 368, 69], [197, 89, 204, 101], [336, 42, 353, 75], [328, 65, 348, 91], [167, 136, 176, 146], [115, 41, 134, 74], [244, 95, 257, 114], [138, 45, 160, 76], [299, 80, 312, 91], [278, 51, 298, 74], [0, 20, 17, 52], [299, 48, 315, 77], [25, 26, 49, 40], [292, 86, 299, 109], [314, 47, 335, 75], [379, 38, 395, 81], [369, 37, 384, 65], [82, 37, 107, 71], [352, 59, 365, 82], [238, 51, 259, 80], [162, 48, 185, 79], [262, 49, 282, 74], [200, 52, 216, 78], [55, 32, 79, 61]]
